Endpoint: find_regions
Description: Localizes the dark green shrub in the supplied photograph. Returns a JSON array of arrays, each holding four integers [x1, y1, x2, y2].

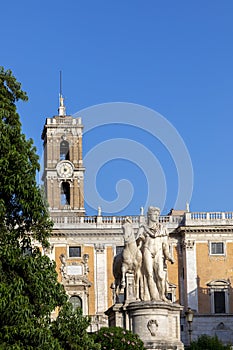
[[188, 334, 232, 350], [92, 326, 146, 350]]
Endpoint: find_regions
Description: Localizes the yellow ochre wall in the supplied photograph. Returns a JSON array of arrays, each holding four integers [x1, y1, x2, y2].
[[196, 242, 233, 314], [55, 246, 66, 283], [107, 246, 115, 308], [168, 245, 180, 302], [84, 246, 95, 315]]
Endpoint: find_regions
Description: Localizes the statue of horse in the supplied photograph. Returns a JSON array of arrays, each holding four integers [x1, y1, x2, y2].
[[113, 217, 143, 302]]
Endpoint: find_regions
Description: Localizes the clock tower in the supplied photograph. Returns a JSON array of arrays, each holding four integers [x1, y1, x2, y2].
[[41, 95, 85, 218]]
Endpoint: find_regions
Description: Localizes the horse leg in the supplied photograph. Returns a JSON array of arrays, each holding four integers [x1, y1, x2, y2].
[[139, 273, 144, 300], [120, 263, 127, 289], [135, 268, 139, 300], [115, 284, 120, 303]]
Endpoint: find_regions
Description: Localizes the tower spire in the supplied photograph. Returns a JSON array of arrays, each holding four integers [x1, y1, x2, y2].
[[58, 71, 66, 117]]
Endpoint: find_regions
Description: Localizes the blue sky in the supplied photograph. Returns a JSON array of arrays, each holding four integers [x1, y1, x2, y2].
[[1, 1, 233, 215]]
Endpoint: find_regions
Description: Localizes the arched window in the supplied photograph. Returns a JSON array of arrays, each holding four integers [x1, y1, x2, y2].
[[60, 140, 69, 160], [69, 295, 82, 311], [61, 182, 70, 205]]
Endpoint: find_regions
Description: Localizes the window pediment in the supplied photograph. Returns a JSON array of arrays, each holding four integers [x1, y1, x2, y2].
[[207, 279, 230, 288]]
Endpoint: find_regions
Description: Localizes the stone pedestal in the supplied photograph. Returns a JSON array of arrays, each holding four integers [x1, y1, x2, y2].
[[105, 271, 184, 349], [105, 303, 124, 328], [127, 301, 184, 350]]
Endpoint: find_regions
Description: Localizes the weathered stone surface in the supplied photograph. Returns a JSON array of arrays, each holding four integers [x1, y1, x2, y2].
[[127, 301, 184, 350]]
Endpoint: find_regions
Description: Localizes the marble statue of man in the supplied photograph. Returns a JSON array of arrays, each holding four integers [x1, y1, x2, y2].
[[137, 206, 174, 301]]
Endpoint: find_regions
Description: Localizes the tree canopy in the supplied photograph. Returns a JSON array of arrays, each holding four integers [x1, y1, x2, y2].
[[0, 66, 52, 248], [0, 67, 99, 349]]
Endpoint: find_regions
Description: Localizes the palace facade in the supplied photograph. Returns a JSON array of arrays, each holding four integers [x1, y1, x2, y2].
[[41, 98, 233, 346]]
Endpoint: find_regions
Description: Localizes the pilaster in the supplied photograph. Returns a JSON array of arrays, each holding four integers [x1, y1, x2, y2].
[[183, 238, 198, 311], [94, 243, 107, 314]]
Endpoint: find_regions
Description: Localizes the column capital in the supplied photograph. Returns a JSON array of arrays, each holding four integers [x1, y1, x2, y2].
[[182, 239, 195, 250]]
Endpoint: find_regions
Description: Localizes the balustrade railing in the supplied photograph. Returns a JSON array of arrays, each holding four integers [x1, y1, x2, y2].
[[186, 211, 233, 225], [51, 211, 233, 227], [46, 116, 82, 125], [51, 214, 184, 227]]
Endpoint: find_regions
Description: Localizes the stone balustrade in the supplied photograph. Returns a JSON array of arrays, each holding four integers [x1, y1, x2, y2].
[[46, 116, 82, 125], [185, 212, 233, 226], [51, 211, 233, 230], [51, 213, 184, 230], [88, 314, 109, 333]]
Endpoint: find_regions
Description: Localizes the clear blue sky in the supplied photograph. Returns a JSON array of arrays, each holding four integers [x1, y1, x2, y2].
[[1, 1, 233, 215]]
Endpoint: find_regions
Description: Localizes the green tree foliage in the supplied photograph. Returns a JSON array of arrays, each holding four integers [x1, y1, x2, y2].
[[0, 66, 51, 248], [51, 304, 100, 350], [0, 67, 97, 349], [92, 326, 146, 350], [0, 246, 67, 348], [188, 334, 232, 350]]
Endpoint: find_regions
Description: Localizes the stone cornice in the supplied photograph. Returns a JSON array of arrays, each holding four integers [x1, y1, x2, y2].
[[51, 230, 124, 237], [177, 226, 233, 234]]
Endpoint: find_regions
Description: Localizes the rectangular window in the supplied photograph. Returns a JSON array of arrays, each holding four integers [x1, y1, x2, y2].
[[210, 242, 224, 255], [69, 246, 81, 258], [214, 291, 226, 313], [116, 246, 124, 255]]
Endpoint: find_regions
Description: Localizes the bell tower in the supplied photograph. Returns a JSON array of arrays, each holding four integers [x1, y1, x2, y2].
[[41, 94, 85, 217]]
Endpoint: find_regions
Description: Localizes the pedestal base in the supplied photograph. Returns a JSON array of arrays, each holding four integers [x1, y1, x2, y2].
[[127, 301, 184, 350]]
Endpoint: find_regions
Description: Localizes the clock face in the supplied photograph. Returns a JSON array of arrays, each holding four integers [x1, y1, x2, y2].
[[57, 161, 73, 178]]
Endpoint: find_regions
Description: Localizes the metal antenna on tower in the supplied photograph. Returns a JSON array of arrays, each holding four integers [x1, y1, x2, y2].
[[60, 70, 62, 97]]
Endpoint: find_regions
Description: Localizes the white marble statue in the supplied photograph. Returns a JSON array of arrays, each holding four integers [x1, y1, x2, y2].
[[137, 206, 174, 302], [113, 208, 174, 303], [59, 253, 67, 279], [113, 217, 143, 301]]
